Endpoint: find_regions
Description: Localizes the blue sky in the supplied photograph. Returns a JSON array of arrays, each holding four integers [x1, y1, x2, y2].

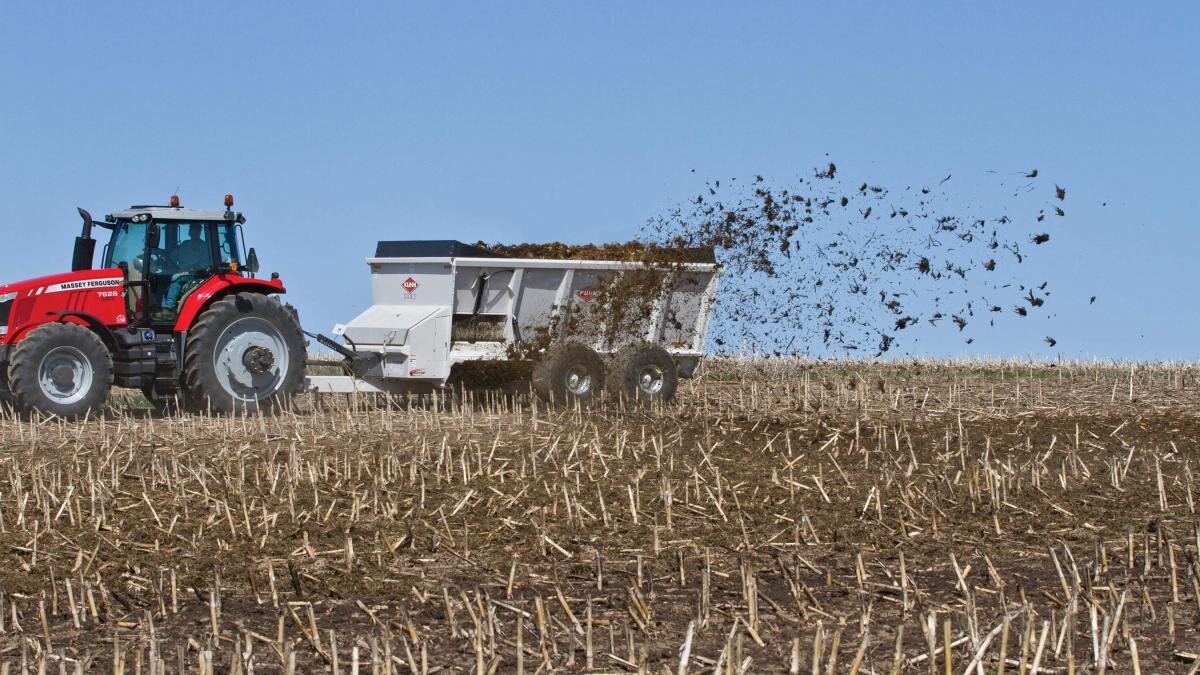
[[1, 3, 1195, 359]]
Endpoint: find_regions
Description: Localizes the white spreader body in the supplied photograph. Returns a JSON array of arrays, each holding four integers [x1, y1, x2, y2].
[[305, 240, 719, 394]]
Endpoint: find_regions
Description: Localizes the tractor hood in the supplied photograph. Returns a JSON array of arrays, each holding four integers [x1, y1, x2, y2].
[[0, 268, 126, 344], [0, 268, 124, 299]]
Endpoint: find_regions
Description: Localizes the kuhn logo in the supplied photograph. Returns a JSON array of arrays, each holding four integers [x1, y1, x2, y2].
[[402, 277, 419, 294], [576, 287, 597, 302]]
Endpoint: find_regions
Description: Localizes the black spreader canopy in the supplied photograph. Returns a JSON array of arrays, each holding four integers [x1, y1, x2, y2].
[[374, 240, 509, 259]]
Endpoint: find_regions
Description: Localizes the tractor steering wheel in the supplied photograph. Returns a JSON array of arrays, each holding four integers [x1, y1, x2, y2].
[[133, 249, 170, 274]]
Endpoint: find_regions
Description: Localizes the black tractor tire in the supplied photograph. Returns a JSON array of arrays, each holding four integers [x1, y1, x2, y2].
[[182, 293, 306, 414], [7, 322, 114, 418], [605, 342, 679, 406], [531, 342, 606, 405]]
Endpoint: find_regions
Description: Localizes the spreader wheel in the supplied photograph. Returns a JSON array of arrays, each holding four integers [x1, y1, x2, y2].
[[532, 342, 606, 405], [605, 342, 679, 406], [7, 322, 113, 418], [183, 293, 305, 414]]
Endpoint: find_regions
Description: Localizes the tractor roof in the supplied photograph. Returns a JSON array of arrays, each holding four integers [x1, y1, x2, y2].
[[107, 206, 242, 222]]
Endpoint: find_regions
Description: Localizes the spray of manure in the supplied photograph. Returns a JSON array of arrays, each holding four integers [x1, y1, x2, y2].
[[482, 162, 1066, 357]]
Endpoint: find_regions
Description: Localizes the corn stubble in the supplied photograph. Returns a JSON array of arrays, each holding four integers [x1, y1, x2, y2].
[[1, 359, 1198, 672]]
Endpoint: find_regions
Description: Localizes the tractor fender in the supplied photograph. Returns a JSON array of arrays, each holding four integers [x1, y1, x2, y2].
[[46, 310, 119, 352], [3, 311, 114, 352], [173, 275, 287, 333]]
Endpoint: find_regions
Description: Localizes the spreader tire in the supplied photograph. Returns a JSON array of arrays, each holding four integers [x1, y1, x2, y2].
[[8, 322, 113, 418], [183, 293, 305, 414], [605, 342, 678, 406], [532, 342, 605, 405]]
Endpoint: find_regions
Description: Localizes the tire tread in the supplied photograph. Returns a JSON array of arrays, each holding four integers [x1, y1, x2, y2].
[[604, 342, 679, 406], [181, 293, 305, 414], [7, 322, 113, 418], [531, 342, 605, 404]]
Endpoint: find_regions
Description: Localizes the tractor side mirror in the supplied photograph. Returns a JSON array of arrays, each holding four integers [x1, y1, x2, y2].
[[247, 248, 260, 274]]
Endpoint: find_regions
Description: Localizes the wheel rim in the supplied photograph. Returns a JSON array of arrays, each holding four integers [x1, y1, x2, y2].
[[637, 364, 665, 395], [38, 346, 94, 405], [212, 317, 290, 403], [564, 365, 593, 395]]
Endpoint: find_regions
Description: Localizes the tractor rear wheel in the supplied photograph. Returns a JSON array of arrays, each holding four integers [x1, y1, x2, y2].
[[532, 342, 605, 405], [0, 375, 14, 410], [605, 342, 679, 406], [8, 322, 114, 418], [182, 293, 305, 414]]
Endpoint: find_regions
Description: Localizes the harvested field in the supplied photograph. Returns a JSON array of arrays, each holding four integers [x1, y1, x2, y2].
[[2, 360, 1200, 673]]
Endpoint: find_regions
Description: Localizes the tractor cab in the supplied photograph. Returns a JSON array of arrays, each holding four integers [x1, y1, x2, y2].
[[88, 195, 261, 328]]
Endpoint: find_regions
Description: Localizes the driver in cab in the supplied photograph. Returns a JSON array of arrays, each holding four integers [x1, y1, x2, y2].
[[159, 224, 209, 317]]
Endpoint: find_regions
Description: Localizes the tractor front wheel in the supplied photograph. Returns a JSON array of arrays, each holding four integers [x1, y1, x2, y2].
[[8, 322, 114, 418], [183, 293, 305, 414]]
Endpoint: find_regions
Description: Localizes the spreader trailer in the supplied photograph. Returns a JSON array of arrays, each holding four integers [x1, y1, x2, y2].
[[305, 240, 720, 404]]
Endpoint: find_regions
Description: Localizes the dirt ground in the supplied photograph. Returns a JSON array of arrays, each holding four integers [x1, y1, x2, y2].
[[1, 360, 1199, 673]]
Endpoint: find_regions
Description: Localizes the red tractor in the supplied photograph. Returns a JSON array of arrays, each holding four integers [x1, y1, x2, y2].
[[0, 195, 305, 417]]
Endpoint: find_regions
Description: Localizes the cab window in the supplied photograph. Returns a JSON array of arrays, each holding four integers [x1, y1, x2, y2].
[[104, 221, 148, 316], [214, 223, 242, 268], [161, 223, 213, 274], [105, 221, 148, 273]]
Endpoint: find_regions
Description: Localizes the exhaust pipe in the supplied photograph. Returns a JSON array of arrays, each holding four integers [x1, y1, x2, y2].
[[71, 207, 96, 272]]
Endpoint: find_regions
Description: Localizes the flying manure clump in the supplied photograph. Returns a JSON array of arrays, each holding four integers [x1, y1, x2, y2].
[[637, 165, 1068, 356]]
